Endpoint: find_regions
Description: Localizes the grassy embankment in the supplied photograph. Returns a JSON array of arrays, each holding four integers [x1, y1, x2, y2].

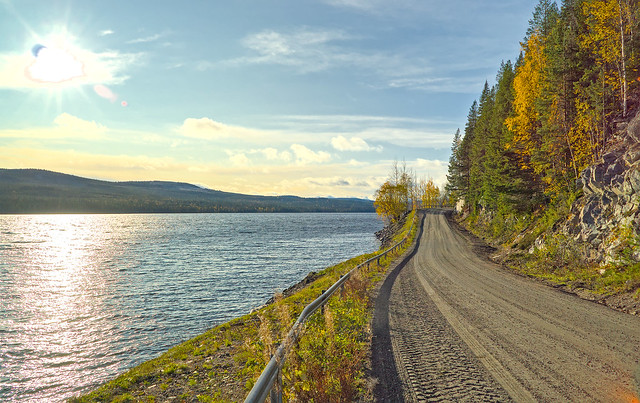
[[71, 211, 417, 402], [459, 202, 640, 300]]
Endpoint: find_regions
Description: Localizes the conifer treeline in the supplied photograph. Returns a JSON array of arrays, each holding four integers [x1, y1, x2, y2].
[[447, 0, 640, 215]]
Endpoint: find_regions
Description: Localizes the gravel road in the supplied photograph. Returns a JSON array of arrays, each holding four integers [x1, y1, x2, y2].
[[372, 209, 640, 402]]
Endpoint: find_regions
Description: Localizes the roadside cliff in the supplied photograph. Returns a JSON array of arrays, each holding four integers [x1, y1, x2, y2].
[[461, 109, 640, 315], [559, 111, 640, 264]]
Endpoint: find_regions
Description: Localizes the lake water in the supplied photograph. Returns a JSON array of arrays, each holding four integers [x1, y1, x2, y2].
[[0, 213, 382, 402]]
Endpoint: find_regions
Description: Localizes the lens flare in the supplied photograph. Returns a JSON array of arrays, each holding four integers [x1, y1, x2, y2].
[[93, 84, 117, 102]]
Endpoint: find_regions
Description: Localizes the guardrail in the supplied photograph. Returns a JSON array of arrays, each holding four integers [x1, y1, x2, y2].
[[244, 212, 418, 403]]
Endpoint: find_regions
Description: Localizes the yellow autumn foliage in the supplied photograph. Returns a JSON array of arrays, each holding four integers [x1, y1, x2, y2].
[[505, 33, 546, 172]]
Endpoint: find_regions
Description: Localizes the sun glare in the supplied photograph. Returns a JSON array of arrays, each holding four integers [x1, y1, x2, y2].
[[26, 46, 85, 83], [25, 31, 87, 84]]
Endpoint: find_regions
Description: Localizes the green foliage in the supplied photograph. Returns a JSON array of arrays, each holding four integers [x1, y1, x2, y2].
[[447, 0, 640, 217], [528, 233, 587, 273], [284, 288, 368, 401]]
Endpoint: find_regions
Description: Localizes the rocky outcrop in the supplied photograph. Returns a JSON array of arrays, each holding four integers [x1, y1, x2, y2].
[[561, 110, 640, 263]]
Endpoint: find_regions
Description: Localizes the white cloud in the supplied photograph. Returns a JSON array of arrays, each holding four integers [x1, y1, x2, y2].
[[99, 29, 114, 36], [179, 117, 229, 139], [178, 117, 278, 142], [0, 147, 184, 173], [348, 159, 368, 166], [254, 147, 292, 162], [53, 113, 107, 134], [290, 144, 331, 165], [387, 75, 485, 94], [359, 127, 453, 148], [263, 114, 457, 148], [331, 135, 382, 152], [324, 0, 374, 10], [126, 33, 164, 44], [0, 113, 107, 140], [176, 114, 456, 157], [228, 152, 251, 166], [218, 27, 433, 80], [322, 0, 431, 16], [234, 28, 353, 73]]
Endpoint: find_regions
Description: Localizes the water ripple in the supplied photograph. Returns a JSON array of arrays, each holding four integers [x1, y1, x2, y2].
[[0, 212, 381, 402]]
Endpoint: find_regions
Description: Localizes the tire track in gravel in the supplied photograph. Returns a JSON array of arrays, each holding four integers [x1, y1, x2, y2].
[[372, 209, 640, 402]]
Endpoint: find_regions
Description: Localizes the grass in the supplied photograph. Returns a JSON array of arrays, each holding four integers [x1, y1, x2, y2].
[[70, 210, 417, 402], [460, 206, 640, 301]]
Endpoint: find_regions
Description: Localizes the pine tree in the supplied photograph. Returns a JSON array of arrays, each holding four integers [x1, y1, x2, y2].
[[457, 101, 479, 208], [445, 128, 463, 197], [468, 82, 495, 212]]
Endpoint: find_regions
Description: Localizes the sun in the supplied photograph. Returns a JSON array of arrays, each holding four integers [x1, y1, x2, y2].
[[25, 29, 87, 85]]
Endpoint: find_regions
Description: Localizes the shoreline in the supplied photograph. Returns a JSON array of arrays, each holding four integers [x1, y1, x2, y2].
[[70, 220, 399, 402]]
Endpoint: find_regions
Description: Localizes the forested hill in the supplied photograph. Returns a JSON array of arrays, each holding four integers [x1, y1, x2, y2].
[[444, 0, 640, 306], [447, 0, 639, 222], [0, 169, 375, 214]]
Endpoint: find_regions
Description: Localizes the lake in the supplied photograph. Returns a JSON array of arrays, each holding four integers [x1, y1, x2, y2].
[[0, 213, 382, 402]]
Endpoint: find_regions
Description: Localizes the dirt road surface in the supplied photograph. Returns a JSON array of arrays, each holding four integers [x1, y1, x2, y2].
[[372, 210, 640, 402]]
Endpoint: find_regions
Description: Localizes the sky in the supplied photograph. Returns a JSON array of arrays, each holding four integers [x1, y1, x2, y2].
[[0, 0, 539, 199]]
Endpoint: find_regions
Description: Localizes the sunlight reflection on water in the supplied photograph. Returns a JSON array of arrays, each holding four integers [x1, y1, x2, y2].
[[0, 213, 381, 401]]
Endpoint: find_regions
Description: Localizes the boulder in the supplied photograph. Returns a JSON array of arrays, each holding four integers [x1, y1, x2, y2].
[[627, 109, 640, 143]]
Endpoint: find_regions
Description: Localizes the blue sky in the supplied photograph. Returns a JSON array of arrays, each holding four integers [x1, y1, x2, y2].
[[0, 0, 538, 198]]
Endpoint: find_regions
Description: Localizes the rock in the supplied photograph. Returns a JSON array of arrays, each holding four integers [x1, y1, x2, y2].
[[628, 166, 640, 193], [616, 121, 628, 132], [605, 160, 625, 182], [529, 109, 640, 265], [623, 143, 640, 165], [592, 164, 605, 186], [375, 211, 410, 248], [580, 199, 601, 226], [627, 109, 640, 142], [586, 230, 601, 245], [622, 202, 636, 215], [601, 193, 614, 206]]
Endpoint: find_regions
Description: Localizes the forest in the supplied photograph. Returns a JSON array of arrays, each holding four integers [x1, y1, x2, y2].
[[446, 0, 639, 218]]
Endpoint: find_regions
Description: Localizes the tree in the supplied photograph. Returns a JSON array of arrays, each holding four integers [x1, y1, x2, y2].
[[418, 177, 440, 208], [581, 0, 633, 118], [468, 82, 496, 212], [373, 160, 412, 223], [445, 128, 463, 198], [457, 101, 479, 206], [506, 33, 546, 174]]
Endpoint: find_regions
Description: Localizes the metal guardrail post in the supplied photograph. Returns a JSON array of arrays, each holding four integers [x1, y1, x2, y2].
[[269, 368, 283, 403]]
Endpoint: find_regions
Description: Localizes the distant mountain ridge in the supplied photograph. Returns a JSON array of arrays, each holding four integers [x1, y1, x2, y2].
[[0, 169, 375, 214]]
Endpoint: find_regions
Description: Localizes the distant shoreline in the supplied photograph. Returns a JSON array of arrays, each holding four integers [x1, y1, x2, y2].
[[0, 211, 379, 215], [0, 168, 375, 214]]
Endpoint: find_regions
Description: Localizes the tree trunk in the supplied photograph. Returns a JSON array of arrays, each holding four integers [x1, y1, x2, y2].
[[618, 0, 628, 117]]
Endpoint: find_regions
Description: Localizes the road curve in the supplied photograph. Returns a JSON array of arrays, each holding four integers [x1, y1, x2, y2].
[[372, 209, 640, 402]]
